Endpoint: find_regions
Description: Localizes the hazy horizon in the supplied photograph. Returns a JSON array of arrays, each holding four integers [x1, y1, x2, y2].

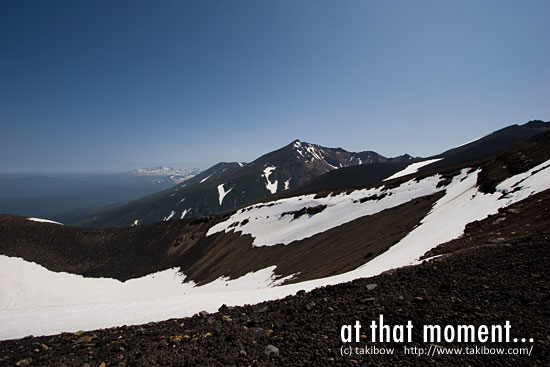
[[2, 1, 549, 172], [0, 121, 542, 175]]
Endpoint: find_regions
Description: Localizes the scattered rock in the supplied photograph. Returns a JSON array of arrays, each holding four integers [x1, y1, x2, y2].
[[218, 304, 228, 313], [264, 344, 280, 357], [258, 306, 268, 313], [75, 335, 96, 344], [169, 335, 183, 343], [221, 315, 232, 322], [16, 358, 32, 366]]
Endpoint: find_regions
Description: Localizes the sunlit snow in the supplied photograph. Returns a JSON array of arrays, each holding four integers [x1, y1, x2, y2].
[[383, 158, 444, 181], [217, 184, 232, 205], [0, 258, 292, 340], [200, 174, 213, 183], [262, 166, 278, 194], [27, 218, 63, 225], [163, 210, 176, 221], [208, 174, 444, 246], [284, 178, 291, 190]]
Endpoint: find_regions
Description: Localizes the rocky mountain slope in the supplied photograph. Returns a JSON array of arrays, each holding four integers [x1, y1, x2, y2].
[[428, 119, 550, 169], [73, 140, 413, 228]]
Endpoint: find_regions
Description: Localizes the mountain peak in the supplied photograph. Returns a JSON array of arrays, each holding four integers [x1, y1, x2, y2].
[[289, 139, 308, 148], [524, 120, 549, 129]]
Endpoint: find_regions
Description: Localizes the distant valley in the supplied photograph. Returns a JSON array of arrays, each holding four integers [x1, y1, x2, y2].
[[0, 167, 202, 223]]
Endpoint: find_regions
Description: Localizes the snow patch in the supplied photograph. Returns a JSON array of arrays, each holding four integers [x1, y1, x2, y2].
[[163, 210, 176, 221], [262, 166, 278, 194], [284, 178, 291, 190], [180, 209, 190, 219], [384, 158, 444, 181], [200, 174, 213, 183], [27, 218, 63, 225], [305, 144, 323, 162], [217, 184, 233, 205]]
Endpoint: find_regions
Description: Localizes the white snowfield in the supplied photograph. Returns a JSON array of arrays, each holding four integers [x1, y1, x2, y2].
[[217, 184, 232, 205], [208, 173, 444, 247], [27, 218, 63, 225], [383, 158, 444, 181], [2, 158, 550, 340]]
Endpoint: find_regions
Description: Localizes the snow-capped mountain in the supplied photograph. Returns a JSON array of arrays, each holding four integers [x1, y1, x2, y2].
[[73, 140, 413, 228], [129, 167, 202, 184]]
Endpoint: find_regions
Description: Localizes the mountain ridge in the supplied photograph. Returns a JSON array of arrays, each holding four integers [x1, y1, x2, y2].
[[73, 140, 413, 228]]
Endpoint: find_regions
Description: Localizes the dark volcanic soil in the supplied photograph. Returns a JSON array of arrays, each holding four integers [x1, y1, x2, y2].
[[1, 236, 548, 366], [0, 193, 440, 285]]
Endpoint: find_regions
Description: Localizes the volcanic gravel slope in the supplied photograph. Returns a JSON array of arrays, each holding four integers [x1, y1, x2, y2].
[[1, 192, 549, 366], [0, 192, 439, 284]]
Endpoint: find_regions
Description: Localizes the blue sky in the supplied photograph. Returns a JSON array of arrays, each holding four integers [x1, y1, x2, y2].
[[1, 0, 548, 172]]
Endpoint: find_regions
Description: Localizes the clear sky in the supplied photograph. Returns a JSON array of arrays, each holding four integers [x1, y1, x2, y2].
[[1, 0, 548, 172]]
